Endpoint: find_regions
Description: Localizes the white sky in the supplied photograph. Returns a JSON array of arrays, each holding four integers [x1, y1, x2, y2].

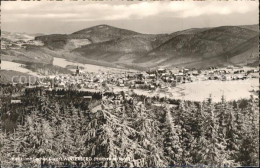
[[1, 0, 259, 34]]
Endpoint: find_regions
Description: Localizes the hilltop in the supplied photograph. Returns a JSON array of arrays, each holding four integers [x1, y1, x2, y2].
[[35, 25, 141, 50], [71, 24, 140, 42]]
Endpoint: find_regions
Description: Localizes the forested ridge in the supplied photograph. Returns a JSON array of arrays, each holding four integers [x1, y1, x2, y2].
[[0, 86, 259, 167]]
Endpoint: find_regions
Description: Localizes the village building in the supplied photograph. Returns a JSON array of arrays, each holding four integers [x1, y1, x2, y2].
[[83, 96, 92, 100], [11, 99, 22, 104], [157, 68, 166, 74]]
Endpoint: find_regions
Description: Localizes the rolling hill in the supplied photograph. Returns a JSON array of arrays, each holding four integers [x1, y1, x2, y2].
[[1, 31, 35, 42], [1, 46, 54, 64], [138, 26, 258, 68], [35, 25, 141, 50], [70, 24, 140, 42], [2, 24, 259, 70], [73, 34, 172, 63], [72, 25, 258, 68], [239, 24, 259, 32]]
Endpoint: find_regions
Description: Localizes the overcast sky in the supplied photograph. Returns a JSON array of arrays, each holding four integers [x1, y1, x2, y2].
[[1, 0, 259, 34]]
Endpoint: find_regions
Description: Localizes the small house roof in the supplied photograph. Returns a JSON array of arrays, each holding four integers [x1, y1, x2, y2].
[[11, 100, 22, 103], [83, 96, 92, 99]]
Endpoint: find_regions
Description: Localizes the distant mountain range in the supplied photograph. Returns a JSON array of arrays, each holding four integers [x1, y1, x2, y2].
[[2, 24, 259, 69]]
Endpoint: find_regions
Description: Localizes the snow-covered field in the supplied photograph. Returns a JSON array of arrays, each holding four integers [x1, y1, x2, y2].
[[174, 79, 258, 102], [1, 61, 41, 77], [111, 79, 258, 102], [53, 57, 124, 73]]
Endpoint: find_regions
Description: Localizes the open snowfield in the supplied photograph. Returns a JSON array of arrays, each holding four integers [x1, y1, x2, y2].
[[174, 79, 259, 102], [53, 57, 129, 73], [111, 79, 258, 102], [1, 61, 41, 77]]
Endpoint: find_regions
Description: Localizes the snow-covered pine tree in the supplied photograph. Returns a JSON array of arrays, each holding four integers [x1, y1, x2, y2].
[[197, 100, 228, 166], [237, 96, 259, 166], [70, 106, 85, 157], [29, 118, 56, 167], [163, 107, 182, 165]]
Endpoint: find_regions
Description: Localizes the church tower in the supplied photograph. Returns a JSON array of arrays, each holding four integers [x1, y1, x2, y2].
[[76, 66, 80, 76]]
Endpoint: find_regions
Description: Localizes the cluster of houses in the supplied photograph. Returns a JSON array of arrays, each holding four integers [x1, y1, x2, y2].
[[33, 65, 258, 93], [6, 65, 258, 106], [8, 65, 257, 96]]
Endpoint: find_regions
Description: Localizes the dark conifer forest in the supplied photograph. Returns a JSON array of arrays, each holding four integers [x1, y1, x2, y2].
[[0, 85, 259, 167]]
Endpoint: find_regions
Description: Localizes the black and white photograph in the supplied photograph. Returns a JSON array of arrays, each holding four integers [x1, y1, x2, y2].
[[0, 0, 259, 167]]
